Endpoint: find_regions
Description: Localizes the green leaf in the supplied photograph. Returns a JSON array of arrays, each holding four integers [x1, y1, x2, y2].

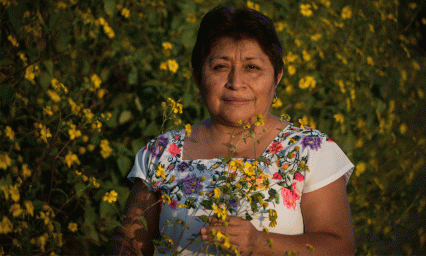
[[119, 110, 133, 124], [100, 200, 115, 218], [181, 28, 195, 50], [0, 85, 15, 106], [85, 205, 97, 225], [0, 58, 15, 66], [39, 71, 53, 90], [117, 156, 132, 177], [128, 66, 138, 85], [7, 3, 24, 32], [56, 31, 72, 52], [104, 0, 116, 16], [200, 200, 213, 210], [106, 220, 122, 228], [197, 215, 209, 224], [74, 182, 87, 197], [137, 216, 148, 230]]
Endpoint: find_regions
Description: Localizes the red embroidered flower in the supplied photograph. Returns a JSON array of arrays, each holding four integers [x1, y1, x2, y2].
[[170, 199, 178, 209], [269, 142, 283, 154], [294, 173, 305, 182], [153, 181, 161, 188], [168, 143, 181, 157], [281, 163, 289, 169], [327, 137, 334, 142], [281, 182, 300, 210], [272, 172, 282, 180]]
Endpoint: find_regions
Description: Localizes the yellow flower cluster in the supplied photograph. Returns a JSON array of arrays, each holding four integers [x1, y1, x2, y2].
[[1, 184, 20, 202], [4, 126, 15, 140], [68, 222, 78, 232], [0, 216, 13, 234], [212, 204, 227, 221], [98, 18, 115, 38], [166, 98, 183, 114], [65, 151, 80, 168], [341, 6, 352, 20], [268, 209, 278, 227], [211, 228, 232, 249], [67, 121, 82, 140], [121, 8, 130, 18], [34, 122, 52, 143], [160, 59, 179, 73], [300, 4, 313, 17], [100, 139, 113, 158], [7, 34, 19, 47], [156, 165, 166, 179], [247, 1, 259, 11], [25, 64, 40, 84], [298, 76, 316, 89], [103, 190, 118, 203], [162, 42, 173, 50]]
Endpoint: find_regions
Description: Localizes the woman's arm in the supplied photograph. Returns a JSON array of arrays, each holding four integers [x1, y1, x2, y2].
[[201, 176, 355, 255], [106, 178, 161, 256]]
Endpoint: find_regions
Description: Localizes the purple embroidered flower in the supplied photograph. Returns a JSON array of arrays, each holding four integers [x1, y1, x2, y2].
[[301, 136, 322, 151], [151, 136, 168, 159], [177, 161, 190, 172], [178, 174, 203, 195], [229, 199, 238, 207]]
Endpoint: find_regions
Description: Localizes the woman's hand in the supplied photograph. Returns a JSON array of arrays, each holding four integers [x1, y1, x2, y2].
[[201, 215, 261, 255]]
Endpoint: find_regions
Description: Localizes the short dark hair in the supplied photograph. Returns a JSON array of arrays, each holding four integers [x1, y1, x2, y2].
[[191, 5, 284, 85]]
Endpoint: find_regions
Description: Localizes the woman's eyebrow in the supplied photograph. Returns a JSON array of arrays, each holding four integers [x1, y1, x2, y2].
[[209, 56, 265, 61]]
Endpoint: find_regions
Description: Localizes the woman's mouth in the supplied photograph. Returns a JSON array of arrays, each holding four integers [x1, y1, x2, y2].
[[222, 97, 252, 105]]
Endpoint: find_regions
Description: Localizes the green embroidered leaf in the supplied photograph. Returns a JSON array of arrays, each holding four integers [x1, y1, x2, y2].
[[197, 215, 209, 224], [200, 200, 213, 210]]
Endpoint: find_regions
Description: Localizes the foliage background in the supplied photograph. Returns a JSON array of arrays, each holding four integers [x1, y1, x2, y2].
[[1, 0, 425, 255]]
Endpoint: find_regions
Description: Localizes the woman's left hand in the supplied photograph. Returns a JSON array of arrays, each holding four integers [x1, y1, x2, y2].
[[201, 215, 261, 255]]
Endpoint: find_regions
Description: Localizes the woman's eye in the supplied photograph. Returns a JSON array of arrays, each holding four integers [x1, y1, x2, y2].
[[247, 65, 260, 70], [213, 64, 227, 70]]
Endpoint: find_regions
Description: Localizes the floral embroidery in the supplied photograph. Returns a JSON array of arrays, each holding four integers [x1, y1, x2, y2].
[[178, 174, 203, 195], [294, 173, 305, 182], [177, 161, 190, 172], [281, 182, 300, 210], [301, 136, 322, 151], [272, 172, 282, 180], [151, 136, 168, 159], [269, 142, 283, 154], [168, 143, 181, 157], [170, 199, 178, 209]]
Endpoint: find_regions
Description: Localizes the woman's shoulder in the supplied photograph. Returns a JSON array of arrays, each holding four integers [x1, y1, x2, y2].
[[274, 123, 333, 151]]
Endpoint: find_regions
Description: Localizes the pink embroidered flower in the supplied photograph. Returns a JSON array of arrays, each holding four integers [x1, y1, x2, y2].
[[168, 164, 175, 170], [269, 142, 283, 154], [153, 181, 161, 188], [174, 135, 179, 139], [281, 182, 300, 210], [294, 173, 305, 182], [272, 172, 282, 180], [170, 199, 178, 209], [168, 143, 181, 157], [327, 137, 334, 142]]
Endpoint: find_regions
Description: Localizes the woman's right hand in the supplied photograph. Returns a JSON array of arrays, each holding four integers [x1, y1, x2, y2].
[[106, 178, 161, 256]]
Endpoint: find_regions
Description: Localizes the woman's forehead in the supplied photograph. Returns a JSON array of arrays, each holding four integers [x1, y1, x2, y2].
[[208, 37, 267, 61]]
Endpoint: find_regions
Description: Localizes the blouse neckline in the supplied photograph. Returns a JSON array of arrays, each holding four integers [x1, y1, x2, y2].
[[180, 122, 293, 162]]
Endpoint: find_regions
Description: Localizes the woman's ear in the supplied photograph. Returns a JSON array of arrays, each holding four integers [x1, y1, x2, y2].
[[275, 70, 283, 88]]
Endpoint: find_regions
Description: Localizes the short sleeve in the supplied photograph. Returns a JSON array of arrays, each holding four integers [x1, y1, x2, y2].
[[303, 138, 354, 193], [127, 144, 153, 188]]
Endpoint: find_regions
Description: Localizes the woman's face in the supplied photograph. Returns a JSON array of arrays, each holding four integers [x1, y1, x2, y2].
[[199, 37, 282, 127]]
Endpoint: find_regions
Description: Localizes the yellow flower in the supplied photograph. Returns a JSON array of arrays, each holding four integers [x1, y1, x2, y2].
[[103, 190, 118, 203], [43, 106, 54, 116], [22, 164, 31, 179], [47, 90, 61, 102], [271, 98, 283, 109], [103, 24, 115, 38], [212, 204, 227, 221], [213, 187, 221, 198], [287, 65, 296, 76], [10, 203, 23, 217], [409, 2, 417, 9], [5, 126, 15, 140], [333, 113, 344, 124], [10, 184, 20, 202], [302, 50, 312, 61], [275, 22, 285, 32], [65, 151, 80, 168], [412, 61, 420, 70], [268, 209, 278, 227], [25, 64, 40, 84], [177, 203, 187, 208], [341, 6, 352, 19], [91, 74, 102, 89], [68, 222, 78, 232], [68, 126, 82, 140], [156, 165, 166, 179], [399, 123, 407, 135], [300, 4, 313, 17], [8, 35, 19, 47], [185, 124, 191, 137], [0, 216, 13, 234], [367, 56, 374, 65], [92, 120, 102, 132], [243, 162, 256, 176], [51, 78, 68, 93], [355, 162, 366, 177], [162, 194, 171, 204], [0, 153, 12, 170], [121, 8, 130, 18], [162, 42, 173, 50], [97, 88, 106, 98], [247, 1, 260, 11], [167, 59, 179, 73], [160, 62, 168, 70], [100, 139, 113, 158], [87, 144, 95, 151], [298, 76, 316, 89], [310, 33, 322, 41], [24, 201, 34, 216]]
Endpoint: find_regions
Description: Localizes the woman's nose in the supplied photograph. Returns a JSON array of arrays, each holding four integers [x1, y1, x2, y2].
[[226, 68, 245, 90]]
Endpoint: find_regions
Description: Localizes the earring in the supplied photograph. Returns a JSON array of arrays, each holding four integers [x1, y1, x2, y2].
[[272, 92, 278, 104]]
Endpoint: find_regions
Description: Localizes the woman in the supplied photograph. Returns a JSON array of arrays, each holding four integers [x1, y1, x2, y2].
[[107, 6, 355, 255]]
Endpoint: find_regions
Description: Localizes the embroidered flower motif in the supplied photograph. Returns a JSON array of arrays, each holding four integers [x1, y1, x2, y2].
[[153, 181, 161, 188], [281, 182, 300, 210], [177, 161, 190, 172], [327, 137, 334, 142], [152, 136, 168, 159], [178, 174, 203, 195], [301, 136, 322, 151], [294, 173, 305, 182], [168, 143, 181, 157], [269, 142, 283, 154], [272, 172, 282, 180], [170, 199, 178, 209]]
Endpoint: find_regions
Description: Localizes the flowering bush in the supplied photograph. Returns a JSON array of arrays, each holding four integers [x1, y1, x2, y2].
[[0, 0, 425, 255]]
